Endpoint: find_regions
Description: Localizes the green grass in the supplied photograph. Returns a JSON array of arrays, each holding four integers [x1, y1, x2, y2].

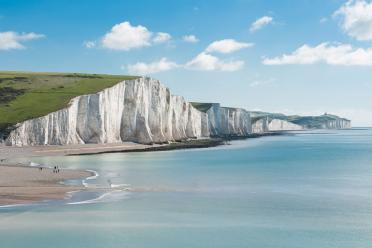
[[0, 71, 138, 132]]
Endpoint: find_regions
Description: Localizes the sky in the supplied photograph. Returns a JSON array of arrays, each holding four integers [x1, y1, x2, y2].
[[1, 0, 372, 126]]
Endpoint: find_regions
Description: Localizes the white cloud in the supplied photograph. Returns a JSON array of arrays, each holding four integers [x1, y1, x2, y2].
[[182, 35, 199, 43], [250, 16, 273, 32], [262, 42, 372, 66], [83, 41, 96, 48], [334, 0, 372, 41], [153, 32, 171, 44], [126, 57, 179, 74], [205, 39, 253, 54], [186, 52, 244, 71], [0, 31, 44, 50], [100, 21, 173, 50], [102, 21, 152, 50]]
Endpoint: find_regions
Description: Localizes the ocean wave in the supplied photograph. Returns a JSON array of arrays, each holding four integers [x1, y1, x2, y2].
[[110, 183, 131, 188], [67, 190, 130, 205], [82, 169, 99, 187]]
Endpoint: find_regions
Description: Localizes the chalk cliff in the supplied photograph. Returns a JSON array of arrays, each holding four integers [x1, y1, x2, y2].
[[6, 77, 210, 146], [251, 117, 269, 134], [4, 76, 352, 147], [287, 114, 351, 130], [205, 103, 251, 137], [268, 119, 303, 131]]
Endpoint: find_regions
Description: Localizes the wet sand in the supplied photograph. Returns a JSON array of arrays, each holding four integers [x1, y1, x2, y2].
[[0, 140, 223, 206], [0, 164, 92, 206]]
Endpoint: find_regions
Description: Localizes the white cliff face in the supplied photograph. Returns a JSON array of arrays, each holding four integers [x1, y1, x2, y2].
[[206, 104, 251, 136], [321, 119, 351, 129], [251, 117, 269, 134], [6, 77, 210, 146], [268, 119, 303, 131], [4, 77, 352, 147], [252, 118, 303, 133]]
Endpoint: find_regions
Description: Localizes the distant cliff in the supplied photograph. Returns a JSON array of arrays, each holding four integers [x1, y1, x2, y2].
[[250, 111, 351, 130], [251, 116, 303, 133], [191, 103, 251, 137], [4, 76, 351, 146]]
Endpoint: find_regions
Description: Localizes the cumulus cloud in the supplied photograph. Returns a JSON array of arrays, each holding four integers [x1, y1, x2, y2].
[[262, 42, 372, 66], [0, 31, 44, 50], [101, 22, 152, 50], [153, 32, 171, 44], [205, 39, 253, 54], [183, 38, 251, 71], [126, 53, 245, 74], [334, 0, 372, 41], [126, 57, 179, 74], [83, 41, 96, 48], [250, 16, 273, 32], [124, 36, 250, 73], [99, 22, 172, 50], [182, 35, 199, 43], [185, 52, 244, 71]]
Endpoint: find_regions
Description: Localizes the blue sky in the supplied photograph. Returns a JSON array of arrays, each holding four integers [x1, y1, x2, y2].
[[1, 0, 372, 125]]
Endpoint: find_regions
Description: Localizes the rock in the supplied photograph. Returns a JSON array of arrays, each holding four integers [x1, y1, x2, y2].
[[251, 117, 269, 134], [206, 103, 251, 137], [6, 77, 210, 146], [5, 77, 352, 147], [268, 119, 303, 131]]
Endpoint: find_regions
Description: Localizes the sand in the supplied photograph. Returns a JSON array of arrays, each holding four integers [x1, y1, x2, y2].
[[0, 139, 221, 206], [0, 142, 158, 160], [0, 164, 92, 206]]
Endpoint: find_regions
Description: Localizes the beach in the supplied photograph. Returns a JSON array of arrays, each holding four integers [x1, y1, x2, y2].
[[0, 138, 228, 160], [0, 164, 92, 206], [0, 142, 158, 160], [0, 139, 226, 206]]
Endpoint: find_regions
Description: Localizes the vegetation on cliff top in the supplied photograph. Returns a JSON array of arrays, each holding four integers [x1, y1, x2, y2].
[[0, 71, 138, 133]]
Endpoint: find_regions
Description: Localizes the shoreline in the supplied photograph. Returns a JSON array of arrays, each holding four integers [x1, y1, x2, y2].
[[0, 164, 93, 206], [0, 132, 290, 160], [77, 132, 289, 156], [0, 132, 288, 206]]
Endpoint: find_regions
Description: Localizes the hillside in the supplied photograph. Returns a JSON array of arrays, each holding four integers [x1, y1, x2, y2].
[[0, 71, 138, 134], [250, 111, 351, 129]]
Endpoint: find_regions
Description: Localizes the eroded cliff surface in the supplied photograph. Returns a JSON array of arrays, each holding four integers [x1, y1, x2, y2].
[[4, 76, 352, 147], [268, 119, 303, 131], [204, 103, 251, 137], [6, 77, 210, 146], [251, 117, 269, 134]]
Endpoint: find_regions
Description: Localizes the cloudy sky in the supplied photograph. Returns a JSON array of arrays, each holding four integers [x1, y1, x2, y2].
[[1, 0, 372, 126]]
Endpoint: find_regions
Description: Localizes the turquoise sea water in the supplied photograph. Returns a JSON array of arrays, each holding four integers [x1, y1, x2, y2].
[[1, 129, 372, 248]]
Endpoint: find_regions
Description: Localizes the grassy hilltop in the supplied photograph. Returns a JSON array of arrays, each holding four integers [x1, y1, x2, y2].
[[0, 71, 137, 133]]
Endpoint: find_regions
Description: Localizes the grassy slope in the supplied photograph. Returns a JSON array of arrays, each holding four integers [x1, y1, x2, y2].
[[0, 71, 138, 132]]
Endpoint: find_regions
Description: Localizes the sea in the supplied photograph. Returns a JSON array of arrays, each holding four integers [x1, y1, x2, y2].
[[1, 128, 372, 248]]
